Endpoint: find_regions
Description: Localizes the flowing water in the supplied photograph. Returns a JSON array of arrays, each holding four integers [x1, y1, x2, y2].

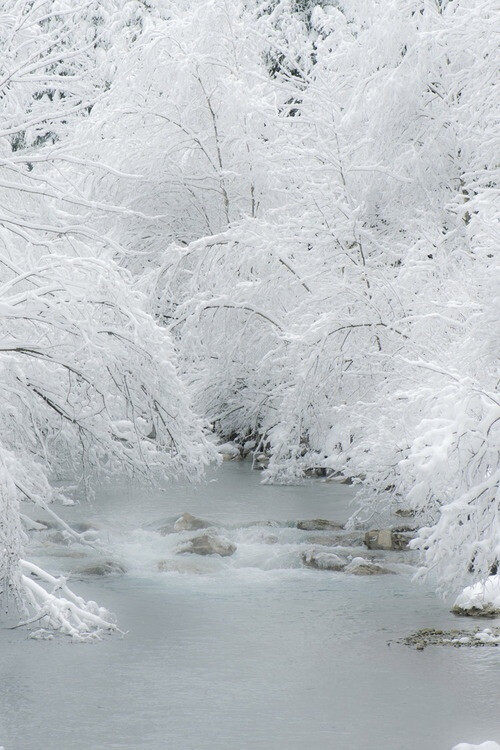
[[1, 461, 499, 750]]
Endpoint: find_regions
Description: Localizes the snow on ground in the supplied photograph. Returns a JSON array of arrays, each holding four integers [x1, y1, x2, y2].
[[453, 575, 500, 614], [452, 743, 500, 750]]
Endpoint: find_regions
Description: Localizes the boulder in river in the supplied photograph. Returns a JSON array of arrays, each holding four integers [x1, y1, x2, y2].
[[364, 528, 413, 551], [177, 533, 236, 557], [301, 550, 347, 571], [79, 560, 126, 576], [451, 604, 500, 618], [346, 557, 394, 575], [451, 575, 500, 618], [217, 442, 242, 461], [296, 519, 344, 531], [173, 512, 212, 532]]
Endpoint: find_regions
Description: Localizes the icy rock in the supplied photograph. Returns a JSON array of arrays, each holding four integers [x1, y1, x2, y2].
[[177, 533, 236, 557], [79, 561, 126, 576], [296, 519, 344, 531], [173, 512, 212, 532], [452, 575, 500, 617], [346, 557, 394, 576], [364, 528, 413, 551], [301, 550, 347, 571]]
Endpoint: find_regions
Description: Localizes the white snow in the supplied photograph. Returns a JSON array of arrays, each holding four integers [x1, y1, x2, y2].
[[217, 442, 241, 457], [452, 743, 500, 750], [453, 575, 500, 613], [473, 628, 500, 644]]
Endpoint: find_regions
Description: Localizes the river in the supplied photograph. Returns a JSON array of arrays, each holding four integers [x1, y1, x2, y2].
[[1, 461, 498, 750]]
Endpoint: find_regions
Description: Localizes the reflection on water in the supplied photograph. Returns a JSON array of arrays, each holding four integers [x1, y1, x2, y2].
[[0, 462, 499, 750]]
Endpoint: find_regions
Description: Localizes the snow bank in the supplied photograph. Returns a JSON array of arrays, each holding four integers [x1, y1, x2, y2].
[[452, 743, 500, 750], [453, 575, 500, 616]]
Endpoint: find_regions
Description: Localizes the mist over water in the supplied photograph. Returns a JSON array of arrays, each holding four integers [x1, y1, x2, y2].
[[1, 462, 498, 750]]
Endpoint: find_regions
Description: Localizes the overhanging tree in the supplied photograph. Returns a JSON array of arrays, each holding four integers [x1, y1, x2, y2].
[[0, 0, 214, 640]]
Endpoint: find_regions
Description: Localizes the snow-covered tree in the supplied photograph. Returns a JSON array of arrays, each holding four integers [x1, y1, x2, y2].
[[98, 0, 498, 594], [0, 0, 214, 639], [6, 0, 495, 609]]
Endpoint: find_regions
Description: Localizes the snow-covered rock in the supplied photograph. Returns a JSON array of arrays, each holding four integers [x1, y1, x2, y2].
[[301, 550, 347, 571], [253, 453, 269, 469], [297, 519, 344, 531], [345, 557, 394, 576], [452, 742, 500, 750], [452, 575, 500, 617], [173, 512, 212, 532], [177, 532, 236, 557], [217, 442, 241, 460], [364, 528, 413, 551], [473, 628, 500, 644]]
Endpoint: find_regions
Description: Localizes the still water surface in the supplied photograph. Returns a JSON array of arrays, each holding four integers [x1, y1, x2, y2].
[[1, 462, 499, 750]]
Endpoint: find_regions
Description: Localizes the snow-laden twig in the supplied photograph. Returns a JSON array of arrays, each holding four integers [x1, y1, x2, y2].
[[17, 560, 118, 642]]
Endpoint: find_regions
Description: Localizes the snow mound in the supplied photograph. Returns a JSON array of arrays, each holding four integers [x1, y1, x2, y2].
[[452, 743, 500, 750], [217, 442, 241, 458], [452, 575, 500, 616]]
